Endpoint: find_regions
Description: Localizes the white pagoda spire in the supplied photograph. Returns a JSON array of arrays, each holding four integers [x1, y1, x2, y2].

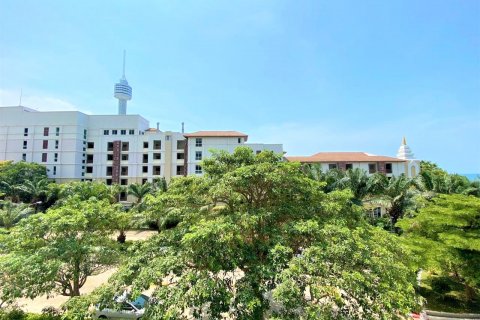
[[397, 136, 415, 160]]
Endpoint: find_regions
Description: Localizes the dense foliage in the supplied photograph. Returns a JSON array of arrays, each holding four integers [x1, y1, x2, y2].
[[398, 194, 480, 303], [94, 148, 419, 319], [0, 196, 122, 304], [0, 156, 478, 317]]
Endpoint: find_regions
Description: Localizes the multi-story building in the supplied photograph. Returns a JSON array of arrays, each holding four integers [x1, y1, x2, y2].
[[286, 138, 420, 178], [0, 106, 283, 189]]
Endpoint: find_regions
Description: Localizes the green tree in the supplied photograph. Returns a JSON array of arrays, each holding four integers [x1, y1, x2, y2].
[[16, 178, 51, 206], [367, 174, 419, 226], [398, 194, 480, 301], [105, 147, 417, 319], [334, 168, 372, 204], [0, 196, 121, 303], [127, 182, 153, 204], [0, 201, 32, 229], [0, 161, 48, 201]]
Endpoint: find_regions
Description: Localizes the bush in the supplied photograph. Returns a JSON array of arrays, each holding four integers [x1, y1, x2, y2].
[[0, 309, 65, 320]]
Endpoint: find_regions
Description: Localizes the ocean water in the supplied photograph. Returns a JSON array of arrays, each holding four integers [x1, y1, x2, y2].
[[462, 174, 480, 181]]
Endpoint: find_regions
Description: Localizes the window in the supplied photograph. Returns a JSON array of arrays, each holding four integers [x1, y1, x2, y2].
[[195, 165, 202, 174], [86, 154, 93, 163], [112, 130, 118, 135], [143, 141, 149, 148], [121, 166, 128, 175], [121, 130, 126, 135], [153, 153, 161, 160], [328, 164, 337, 170], [153, 140, 161, 150], [83, 147, 86, 151], [166, 135, 171, 141], [238, 138, 241, 144], [42, 153, 47, 162], [22, 153, 26, 161], [256, 150, 261, 155], [346, 163, 353, 170], [107, 154, 113, 161], [121, 179, 128, 186], [142, 166, 148, 173], [385, 163, 392, 174], [86, 166, 93, 173], [177, 140, 186, 150], [106, 166, 113, 176], [55, 140, 59, 149], [121, 142, 129, 151], [107, 142, 114, 151], [53, 166, 57, 175], [129, 129, 135, 135], [23, 141, 27, 149], [106, 179, 112, 185], [54, 153, 58, 162], [195, 138, 202, 147], [56, 127, 60, 136], [177, 153, 185, 160], [83, 129, 87, 139], [372, 207, 382, 218], [121, 154, 129, 161], [43, 127, 49, 136], [87, 142, 94, 149], [119, 192, 127, 201], [142, 178, 148, 184], [195, 151, 202, 161], [104, 130, 109, 135], [24, 128, 28, 136], [153, 166, 161, 175], [42, 140, 48, 149], [143, 154, 148, 163], [369, 163, 377, 174], [176, 165, 185, 176]]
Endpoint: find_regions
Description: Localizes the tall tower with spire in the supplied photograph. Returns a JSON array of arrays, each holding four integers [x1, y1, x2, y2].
[[114, 50, 132, 115], [397, 136, 415, 160]]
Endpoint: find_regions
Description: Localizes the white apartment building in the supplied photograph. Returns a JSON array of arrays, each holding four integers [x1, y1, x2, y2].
[[0, 106, 283, 192]]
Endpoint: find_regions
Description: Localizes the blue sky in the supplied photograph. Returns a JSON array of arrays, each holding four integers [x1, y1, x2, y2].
[[1, 0, 479, 173]]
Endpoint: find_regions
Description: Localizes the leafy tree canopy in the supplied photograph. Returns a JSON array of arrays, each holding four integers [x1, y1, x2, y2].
[[398, 194, 480, 300], [101, 147, 417, 319], [0, 196, 121, 304]]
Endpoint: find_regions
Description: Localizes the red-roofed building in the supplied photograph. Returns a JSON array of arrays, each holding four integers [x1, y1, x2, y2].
[[286, 139, 420, 178]]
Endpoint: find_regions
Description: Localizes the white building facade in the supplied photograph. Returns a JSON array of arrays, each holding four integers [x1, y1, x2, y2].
[[0, 106, 283, 189]]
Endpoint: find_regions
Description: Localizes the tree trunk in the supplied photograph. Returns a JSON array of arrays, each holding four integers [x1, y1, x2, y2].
[[72, 262, 81, 297], [117, 230, 126, 243]]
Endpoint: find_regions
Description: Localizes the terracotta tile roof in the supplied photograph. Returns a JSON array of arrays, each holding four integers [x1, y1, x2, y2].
[[184, 131, 248, 141], [286, 152, 405, 163]]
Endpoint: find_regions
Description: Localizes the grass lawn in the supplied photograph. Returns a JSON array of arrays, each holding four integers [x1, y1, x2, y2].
[[419, 272, 480, 313]]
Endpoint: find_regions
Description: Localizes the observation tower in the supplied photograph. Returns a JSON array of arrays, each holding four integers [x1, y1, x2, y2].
[[114, 51, 132, 115]]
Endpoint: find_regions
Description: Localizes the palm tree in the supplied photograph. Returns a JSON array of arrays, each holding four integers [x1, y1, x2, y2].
[[367, 175, 419, 228], [128, 182, 153, 204], [16, 178, 50, 205], [0, 181, 21, 203], [0, 201, 33, 229], [302, 164, 345, 193], [152, 177, 168, 193], [335, 168, 371, 204]]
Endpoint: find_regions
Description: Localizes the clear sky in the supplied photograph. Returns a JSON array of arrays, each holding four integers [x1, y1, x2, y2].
[[0, 0, 479, 173]]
